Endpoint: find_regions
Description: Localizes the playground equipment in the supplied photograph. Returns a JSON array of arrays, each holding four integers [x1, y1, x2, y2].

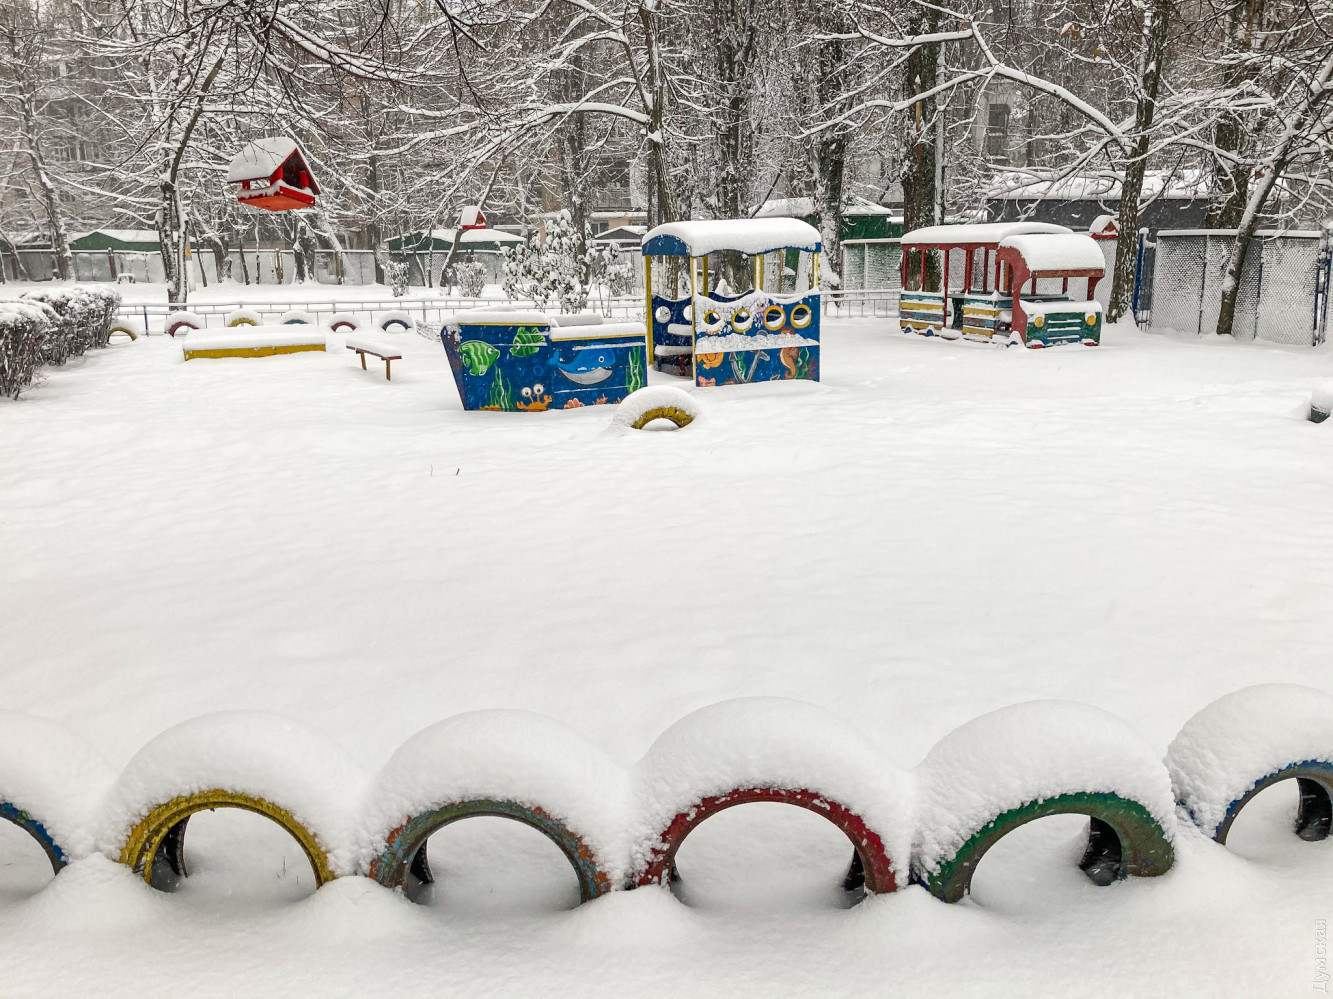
[[641, 218, 822, 385], [899, 222, 1106, 347], [613, 385, 701, 431], [227, 137, 320, 212], [441, 309, 647, 411], [2, 688, 1331, 909], [181, 325, 327, 360]]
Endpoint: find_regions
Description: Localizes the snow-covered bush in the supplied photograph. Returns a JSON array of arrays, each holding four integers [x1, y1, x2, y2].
[[501, 212, 591, 313], [457, 260, 487, 298], [386, 260, 409, 298], [0, 302, 49, 398], [591, 242, 635, 298], [23, 286, 122, 360]]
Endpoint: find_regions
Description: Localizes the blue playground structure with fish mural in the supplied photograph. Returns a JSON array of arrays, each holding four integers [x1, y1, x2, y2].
[[641, 218, 822, 387], [440, 310, 647, 411]]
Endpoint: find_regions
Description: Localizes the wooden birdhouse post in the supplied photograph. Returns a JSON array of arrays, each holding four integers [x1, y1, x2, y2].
[[228, 138, 321, 213]]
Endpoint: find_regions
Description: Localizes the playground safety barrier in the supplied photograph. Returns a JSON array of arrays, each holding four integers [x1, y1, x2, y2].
[[0, 686, 1327, 911]]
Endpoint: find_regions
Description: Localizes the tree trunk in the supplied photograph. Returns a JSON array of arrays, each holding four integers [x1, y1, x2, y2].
[[1106, 0, 1171, 323], [1215, 48, 1333, 336], [901, 6, 942, 291], [637, 3, 676, 227], [813, 18, 848, 288], [1206, 0, 1266, 229]]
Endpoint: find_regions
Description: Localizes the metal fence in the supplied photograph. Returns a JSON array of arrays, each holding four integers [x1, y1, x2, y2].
[[1145, 229, 1331, 345]]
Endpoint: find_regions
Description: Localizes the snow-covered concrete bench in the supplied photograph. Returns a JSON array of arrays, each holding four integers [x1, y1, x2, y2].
[[181, 325, 326, 361], [344, 335, 403, 381]]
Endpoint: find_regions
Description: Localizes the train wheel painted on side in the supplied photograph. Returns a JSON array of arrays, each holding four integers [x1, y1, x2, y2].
[[118, 789, 336, 891], [635, 786, 898, 897], [919, 791, 1174, 903], [368, 798, 611, 904]]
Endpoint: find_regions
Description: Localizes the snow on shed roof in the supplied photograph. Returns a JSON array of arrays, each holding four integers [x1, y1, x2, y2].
[[642, 218, 821, 257], [753, 195, 900, 220], [999, 232, 1106, 272], [226, 137, 303, 183], [901, 222, 1070, 246]]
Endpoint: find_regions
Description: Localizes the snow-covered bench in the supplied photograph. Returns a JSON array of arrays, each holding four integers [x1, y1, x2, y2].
[[181, 325, 326, 361], [345, 335, 403, 381]]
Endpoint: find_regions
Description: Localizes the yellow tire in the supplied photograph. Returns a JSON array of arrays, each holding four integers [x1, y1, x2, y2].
[[118, 789, 336, 890], [629, 405, 695, 430]]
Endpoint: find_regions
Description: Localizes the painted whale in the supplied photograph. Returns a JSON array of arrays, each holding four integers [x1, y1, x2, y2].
[[554, 347, 617, 385]]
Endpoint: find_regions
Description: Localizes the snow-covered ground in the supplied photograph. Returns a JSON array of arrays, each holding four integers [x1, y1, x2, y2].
[[2, 317, 1332, 996]]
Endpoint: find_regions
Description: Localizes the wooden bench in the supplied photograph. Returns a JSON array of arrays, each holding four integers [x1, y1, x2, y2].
[[345, 335, 403, 381]]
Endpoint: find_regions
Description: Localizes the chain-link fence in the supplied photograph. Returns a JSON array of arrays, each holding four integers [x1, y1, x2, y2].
[[1146, 229, 1330, 345]]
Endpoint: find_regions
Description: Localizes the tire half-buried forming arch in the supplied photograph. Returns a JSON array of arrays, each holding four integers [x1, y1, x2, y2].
[[368, 798, 613, 904]]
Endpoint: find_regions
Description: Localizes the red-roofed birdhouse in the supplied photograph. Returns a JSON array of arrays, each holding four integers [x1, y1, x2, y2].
[[228, 137, 320, 212], [458, 205, 487, 230]]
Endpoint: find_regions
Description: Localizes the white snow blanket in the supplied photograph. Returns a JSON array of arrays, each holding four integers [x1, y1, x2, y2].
[[1166, 683, 1333, 837], [999, 233, 1107, 273], [1022, 300, 1102, 317], [643, 218, 821, 256], [183, 327, 327, 353], [627, 697, 912, 880], [0, 712, 116, 861], [550, 321, 644, 341], [913, 700, 1175, 877], [695, 333, 817, 352], [612, 385, 702, 430], [901, 222, 1070, 246], [357, 710, 629, 880], [98, 711, 366, 875], [1311, 381, 1333, 415], [226, 137, 301, 183]]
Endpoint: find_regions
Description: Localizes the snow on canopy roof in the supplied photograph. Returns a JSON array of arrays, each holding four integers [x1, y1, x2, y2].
[[226, 137, 303, 183], [642, 218, 821, 257], [999, 232, 1106, 272], [902, 222, 1070, 247]]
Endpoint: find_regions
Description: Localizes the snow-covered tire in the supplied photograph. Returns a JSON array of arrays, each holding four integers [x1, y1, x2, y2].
[[629, 698, 909, 897], [102, 711, 363, 891], [376, 310, 415, 334], [1310, 382, 1333, 423], [913, 701, 1175, 903], [164, 311, 206, 337], [1167, 684, 1333, 844], [0, 712, 116, 872], [613, 385, 701, 431], [107, 320, 142, 342], [328, 312, 361, 333], [362, 711, 624, 904], [279, 310, 316, 326], [224, 308, 263, 327]]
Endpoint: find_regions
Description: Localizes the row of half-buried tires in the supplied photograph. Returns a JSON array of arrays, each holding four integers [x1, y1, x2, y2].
[[158, 309, 417, 337], [1, 685, 1329, 908]]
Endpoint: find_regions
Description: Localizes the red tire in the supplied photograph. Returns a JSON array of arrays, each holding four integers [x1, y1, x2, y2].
[[635, 785, 898, 894]]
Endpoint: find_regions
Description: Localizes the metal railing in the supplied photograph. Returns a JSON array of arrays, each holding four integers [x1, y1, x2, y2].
[[116, 295, 647, 334]]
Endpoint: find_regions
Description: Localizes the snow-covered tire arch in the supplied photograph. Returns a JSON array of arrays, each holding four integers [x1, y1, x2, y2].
[[375, 310, 415, 334], [1167, 684, 1333, 845], [101, 712, 363, 892], [629, 698, 910, 898], [164, 310, 206, 337], [0, 712, 116, 874], [327, 312, 361, 333], [362, 711, 624, 904], [224, 308, 263, 327], [279, 310, 316, 325], [613, 386, 701, 431], [107, 319, 141, 342], [913, 701, 1176, 903]]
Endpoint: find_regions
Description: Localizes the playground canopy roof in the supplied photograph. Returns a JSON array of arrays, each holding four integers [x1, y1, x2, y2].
[[999, 232, 1106, 272], [641, 218, 821, 258], [901, 222, 1070, 247]]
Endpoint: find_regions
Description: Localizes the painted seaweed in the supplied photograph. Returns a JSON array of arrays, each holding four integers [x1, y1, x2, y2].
[[626, 347, 645, 394]]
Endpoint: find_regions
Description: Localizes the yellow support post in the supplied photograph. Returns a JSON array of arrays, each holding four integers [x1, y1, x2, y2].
[[689, 256, 700, 383]]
